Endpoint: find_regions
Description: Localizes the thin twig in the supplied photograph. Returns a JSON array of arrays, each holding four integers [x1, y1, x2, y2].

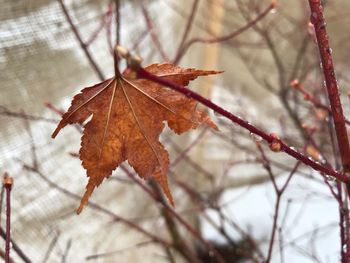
[[290, 80, 350, 125], [85, 4, 113, 46], [3, 174, 13, 263], [60, 239, 71, 263], [174, 0, 200, 62], [115, 0, 120, 46], [0, 227, 31, 263], [57, 0, 105, 80], [85, 241, 154, 261], [42, 232, 60, 263], [0, 105, 58, 124], [121, 168, 226, 263], [21, 162, 169, 246], [140, 1, 170, 61], [23, 111, 38, 169], [0, 184, 4, 227], [114, 0, 121, 76], [174, 1, 275, 63]]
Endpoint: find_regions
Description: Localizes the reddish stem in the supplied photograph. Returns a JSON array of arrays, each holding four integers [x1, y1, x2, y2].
[[308, 0, 350, 175], [308, 2, 350, 259], [115, 0, 120, 46], [44, 102, 64, 116], [3, 174, 13, 263], [136, 67, 349, 183], [291, 80, 350, 125]]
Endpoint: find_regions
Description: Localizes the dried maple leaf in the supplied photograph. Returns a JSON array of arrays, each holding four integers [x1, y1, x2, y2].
[[52, 63, 219, 213]]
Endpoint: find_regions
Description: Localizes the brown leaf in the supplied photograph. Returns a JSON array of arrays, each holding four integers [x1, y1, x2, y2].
[[52, 63, 219, 213]]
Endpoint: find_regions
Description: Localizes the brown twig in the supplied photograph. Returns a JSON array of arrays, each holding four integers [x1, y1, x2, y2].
[[21, 162, 169, 246], [153, 183, 201, 263], [114, 0, 121, 77], [57, 0, 105, 80], [256, 142, 301, 262], [121, 167, 226, 263], [0, 105, 58, 124], [174, 0, 200, 62], [139, 1, 170, 61], [0, 226, 31, 263], [174, 1, 276, 63], [85, 241, 154, 261]]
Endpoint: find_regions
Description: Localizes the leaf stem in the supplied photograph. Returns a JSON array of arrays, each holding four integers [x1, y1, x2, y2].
[[114, 0, 121, 77], [136, 67, 349, 183]]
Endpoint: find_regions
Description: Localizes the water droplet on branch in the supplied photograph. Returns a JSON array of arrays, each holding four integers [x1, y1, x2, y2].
[[250, 132, 263, 142], [325, 175, 336, 182], [310, 12, 318, 25], [319, 21, 327, 29]]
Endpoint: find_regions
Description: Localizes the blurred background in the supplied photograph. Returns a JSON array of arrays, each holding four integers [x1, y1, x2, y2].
[[1, 0, 350, 262]]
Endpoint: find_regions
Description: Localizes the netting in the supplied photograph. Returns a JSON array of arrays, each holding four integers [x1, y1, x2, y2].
[[2, 0, 350, 262]]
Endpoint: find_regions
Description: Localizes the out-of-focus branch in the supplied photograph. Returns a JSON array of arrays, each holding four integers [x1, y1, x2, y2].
[[290, 79, 350, 125], [57, 0, 105, 80], [174, 1, 276, 63], [174, 0, 200, 62], [0, 105, 58, 124], [139, 1, 170, 61], [121, 167, 226, 263], [21, 162, 169, 247]]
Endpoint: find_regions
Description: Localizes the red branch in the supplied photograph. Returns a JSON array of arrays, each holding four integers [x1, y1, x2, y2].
[[3, 173, 13, 263], [135, 67, 349, 183], [308, 0, 350, 174]]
